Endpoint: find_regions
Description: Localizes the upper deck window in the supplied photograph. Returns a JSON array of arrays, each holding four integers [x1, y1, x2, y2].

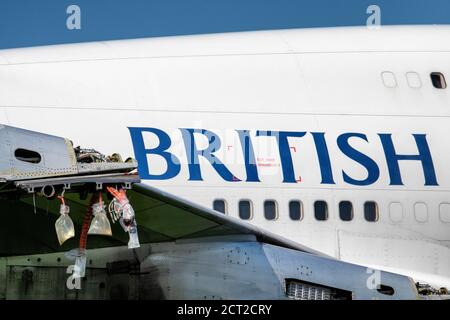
[[406, 72, 422, 88], [381, 71, 397, 88], [431, 72, 447, 89]]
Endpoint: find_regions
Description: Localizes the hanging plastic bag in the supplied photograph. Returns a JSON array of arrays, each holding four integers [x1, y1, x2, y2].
[[67, 248, 87, 278], [127, 220, 140, 249], [107, 187, 140, 249], [74, 254, 86, 278], [55, 196, 75, 245], [106, 187, 135, 223], [88, 195, 112, 236]]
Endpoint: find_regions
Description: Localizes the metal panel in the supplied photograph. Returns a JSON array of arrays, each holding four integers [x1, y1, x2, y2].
[[0, 125, 78, 181]]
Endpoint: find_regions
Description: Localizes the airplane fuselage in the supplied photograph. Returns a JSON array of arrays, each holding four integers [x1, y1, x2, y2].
[[0, 26, 449, 288]]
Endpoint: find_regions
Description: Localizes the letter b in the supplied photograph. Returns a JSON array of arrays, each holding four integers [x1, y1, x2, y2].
[[128, 127, 181, 180]]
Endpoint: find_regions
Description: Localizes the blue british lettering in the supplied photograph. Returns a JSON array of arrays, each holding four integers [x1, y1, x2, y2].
[[379, 133, 438, 186], [128, 127, 180, 180], [337, 133, 380, 186], [129, 127, 438, 187], [311, 132, 335, 184], [236, 130, 260, 182], [180, 128, 240, 182], [256, 130, 306, 183]]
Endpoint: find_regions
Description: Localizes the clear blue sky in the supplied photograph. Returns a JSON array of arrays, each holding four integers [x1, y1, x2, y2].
[[0, 0, 449, 49]]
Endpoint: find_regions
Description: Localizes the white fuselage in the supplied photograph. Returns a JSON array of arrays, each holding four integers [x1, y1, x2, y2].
[[0, 26, 449, 288]]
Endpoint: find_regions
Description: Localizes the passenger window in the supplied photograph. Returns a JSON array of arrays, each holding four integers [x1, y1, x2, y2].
[[264, 200, 277, 220], [439, 203, 450, 223], [213, 199, 226, 214], [406, 72, 422, 88], [239, 200, 252, 220], [339, 201, 353, 221], [431, 72, 447, 89], [389, 202, 403, 222], [289, 201, 303, 221], [314, 201, 328, 221], [414, 202, 428, 223], [364, 201, 378, 222], [381, 71, 397, 88]]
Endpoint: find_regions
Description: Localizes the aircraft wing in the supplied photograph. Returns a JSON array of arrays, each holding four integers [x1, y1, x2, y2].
[[0, 180, 324, 257], [128, 183, 324, 255]]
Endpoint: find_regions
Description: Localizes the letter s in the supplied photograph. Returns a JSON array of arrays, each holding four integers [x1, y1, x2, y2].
[[337, 133, 380, 186]]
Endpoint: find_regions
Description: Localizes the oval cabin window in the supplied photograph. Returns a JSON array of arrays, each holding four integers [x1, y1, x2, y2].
[[430, 72, 447, 89], [414, 202, 428, 223], [239, 200, 252, 220], [339, 201, 353, 221], [289, 201, 303, 221], [389, 202, 403, 223], [314, 201, 328, 221], [213, 199, 226, 214], [364, 201, 378, 222], [439, 203, 450, 223], [264, 200, 277, 220]]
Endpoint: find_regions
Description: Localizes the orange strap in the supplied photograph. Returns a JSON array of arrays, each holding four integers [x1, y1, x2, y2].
[[79, 192, 100, 251], [57, 195, 65, 206]]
